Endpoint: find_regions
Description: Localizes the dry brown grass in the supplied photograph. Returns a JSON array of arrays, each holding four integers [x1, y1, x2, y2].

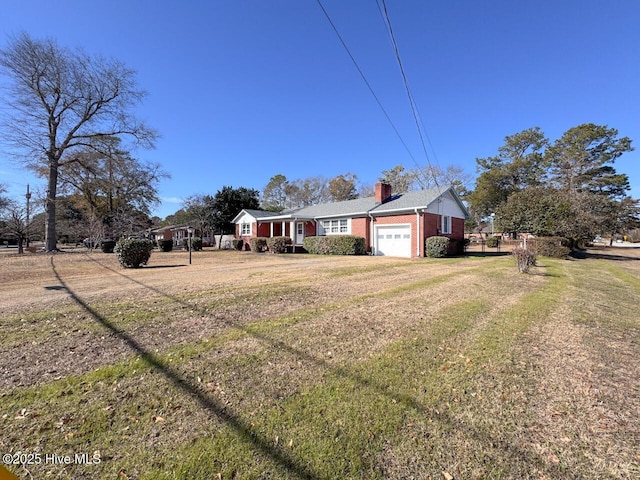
[[0, 247, 638, 479]]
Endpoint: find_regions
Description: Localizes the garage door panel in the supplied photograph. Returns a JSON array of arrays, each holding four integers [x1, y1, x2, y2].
[[375, 225, 411, 257]]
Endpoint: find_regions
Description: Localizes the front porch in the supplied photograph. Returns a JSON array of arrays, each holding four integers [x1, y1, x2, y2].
[[255, 217, 316, 246]]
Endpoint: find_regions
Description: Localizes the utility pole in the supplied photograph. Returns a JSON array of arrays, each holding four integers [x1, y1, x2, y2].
[[25, 184, 32, 247]]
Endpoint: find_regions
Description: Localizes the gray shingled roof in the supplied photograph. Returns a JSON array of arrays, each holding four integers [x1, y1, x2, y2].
[[235, 187, 468, 222], [370, 189, 443, 213], [242, 209, 280, 219], [292, 196, 378, 219]]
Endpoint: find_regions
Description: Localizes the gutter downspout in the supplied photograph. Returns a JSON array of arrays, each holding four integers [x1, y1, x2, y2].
[[292, 217, 298, 246], [415, 208, 421, 257], [367, 209, 376, 255]]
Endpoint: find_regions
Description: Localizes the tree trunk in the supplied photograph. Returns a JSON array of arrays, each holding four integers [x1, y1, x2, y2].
[[45, 162, 59, 251]]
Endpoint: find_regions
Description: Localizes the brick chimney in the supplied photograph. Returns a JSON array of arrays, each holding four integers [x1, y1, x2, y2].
[[375, 182, 392, 203]]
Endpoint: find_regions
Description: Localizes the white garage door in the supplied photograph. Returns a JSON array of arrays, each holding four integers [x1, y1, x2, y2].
[[375, 225, 411, 257]]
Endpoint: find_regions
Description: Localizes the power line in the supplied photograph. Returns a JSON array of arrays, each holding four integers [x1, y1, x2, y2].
[[315, 0, 420, 169], [376, 0, 441, 191]]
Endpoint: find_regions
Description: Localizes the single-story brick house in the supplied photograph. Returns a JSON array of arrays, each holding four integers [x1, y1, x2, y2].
[[233, 183, 469, 258], [150, 225, 213, 247]]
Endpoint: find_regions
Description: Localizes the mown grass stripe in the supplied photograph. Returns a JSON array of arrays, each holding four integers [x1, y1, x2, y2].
[[600, 261, 640, 293], [139, 260, 560, 479], [3, 263, 482, 405], [139, 299, 494, 480]]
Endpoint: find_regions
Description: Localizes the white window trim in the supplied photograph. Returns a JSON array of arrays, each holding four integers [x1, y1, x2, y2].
[[320, 218, 351, 235], [441, 215, 451, 235], [241, 223, 251, 236]]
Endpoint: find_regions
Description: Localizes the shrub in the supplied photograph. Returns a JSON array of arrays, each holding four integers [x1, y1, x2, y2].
[[100, 239, 116, 253], [530, 236, 571, 258], [303, 235, 366, 255], [303, 237, 320, 254], [231, 239, 244, 250], [182, 236, 203, 251], [447, 238, 469, 256], [250, 237, 268, 253], [512, 246, 537, 273], [485, 236, 501, 248], [157, 239, 173, 252], [114, 238, 155, 268], [266, 236, 292, 253], [425, 236, 450, 258]]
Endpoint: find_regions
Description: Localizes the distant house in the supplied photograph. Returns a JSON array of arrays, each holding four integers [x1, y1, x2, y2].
[[150, 225, 213, 247], [233, 183, 469, 258]]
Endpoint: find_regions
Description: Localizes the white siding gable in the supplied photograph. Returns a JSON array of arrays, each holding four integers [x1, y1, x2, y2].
[[425, 191, 466, 218], [235, 211, 257, 224]]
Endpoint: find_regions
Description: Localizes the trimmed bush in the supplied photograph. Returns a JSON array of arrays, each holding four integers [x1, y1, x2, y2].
[[512, 246, 537, 273], [250, 237, 268, 253], [100, 239, 116, 253], [425, 236, 450, 258], [114, 238, 155, 268], [267, 236, 292, 253], [182, 236, 203, 251], [303, 237, 323, 255], [303, 235, 366, 255], [485, 236, 501, 248], [530, 236, 571, 258], [157, 239, 174, 252], [231, 239, 244, 250]]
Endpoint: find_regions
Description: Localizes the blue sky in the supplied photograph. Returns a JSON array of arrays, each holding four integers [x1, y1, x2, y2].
[[1, 0, 639, 219]]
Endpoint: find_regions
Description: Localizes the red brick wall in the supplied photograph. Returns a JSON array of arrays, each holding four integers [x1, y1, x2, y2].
[[451, 217, 465, 240], [351, 217, 370, 250]]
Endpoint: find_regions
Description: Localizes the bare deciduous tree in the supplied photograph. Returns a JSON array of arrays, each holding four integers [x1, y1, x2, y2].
[[0, 33, 157, 251]]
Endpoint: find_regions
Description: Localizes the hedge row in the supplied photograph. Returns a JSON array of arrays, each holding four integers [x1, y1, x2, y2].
[[303, 235, 366, 255], [529, 236, 571, 258], [248, 236, 293, 253]]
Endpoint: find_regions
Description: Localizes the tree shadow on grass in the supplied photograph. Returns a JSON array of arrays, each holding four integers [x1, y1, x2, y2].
[[139, 264, 188, 268], [49, 254, 564, 479], [464, 251, 511, 258], [577, 249, 640, 261], [49, 256, 319, 480]]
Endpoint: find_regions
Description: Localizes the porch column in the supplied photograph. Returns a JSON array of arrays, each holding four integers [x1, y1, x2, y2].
[[282, 221, 286, 237], [270, 222, 274, 237]]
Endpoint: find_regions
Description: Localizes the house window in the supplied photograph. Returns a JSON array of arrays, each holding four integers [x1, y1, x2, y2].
[[441, 216, 451, 235], [321, 219, 350, 235], [241, 223, 251, 236]]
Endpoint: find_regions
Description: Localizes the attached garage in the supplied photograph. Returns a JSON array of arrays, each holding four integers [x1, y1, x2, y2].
[[375, 224, 411, 258]]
